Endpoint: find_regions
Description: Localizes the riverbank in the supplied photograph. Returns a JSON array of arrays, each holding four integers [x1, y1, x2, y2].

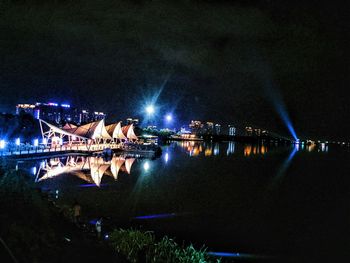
[[0, 165, 123, 263], [0, 163, 227, 263]]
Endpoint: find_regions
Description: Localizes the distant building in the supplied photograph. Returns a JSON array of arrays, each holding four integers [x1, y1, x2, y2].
[[245, 126, 268, 137], [261, 130, 269, 137], [93, 111, 106, 121], [245, 126, 253, 136], [189, 120, 204, 134], [205, 122, 214, 135], [80, 110, 90, 123], [16, 104, 35, 115], [126, 118, 139, 126], [32, 102, 75, 124], [16, 102, 106, 125], [228, 125, 236, 136], [215, 124, 221, 135], [254, 128, 261, 137]]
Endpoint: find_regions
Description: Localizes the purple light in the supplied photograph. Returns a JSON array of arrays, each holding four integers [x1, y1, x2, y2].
[[34, 109, 40, 119], [133, 213, 176, 220]]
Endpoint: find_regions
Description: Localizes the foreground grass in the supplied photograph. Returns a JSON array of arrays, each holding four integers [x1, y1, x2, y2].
[[109, 228, 221, 263]]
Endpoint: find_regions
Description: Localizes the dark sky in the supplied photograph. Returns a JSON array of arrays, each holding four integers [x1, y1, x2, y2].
[[0, 0, 348, 140]]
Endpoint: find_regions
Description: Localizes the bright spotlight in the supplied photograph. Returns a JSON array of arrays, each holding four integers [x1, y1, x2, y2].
[[33, 139, 39, 147], [0, 140, 5, 149], [146, 105, 155, 115], [165, 114, 172, 122], [143, 161, 150, 171], [15, 138, 20, 146]]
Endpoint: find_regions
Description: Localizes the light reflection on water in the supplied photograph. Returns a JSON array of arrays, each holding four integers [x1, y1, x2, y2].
[[16, 141, 349, 261], [26, 141, 331, 187], [33, 155, 138, 187]]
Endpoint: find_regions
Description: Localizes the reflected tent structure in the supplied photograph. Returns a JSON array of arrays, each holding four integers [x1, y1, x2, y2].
[[36, 155, 137, 187]]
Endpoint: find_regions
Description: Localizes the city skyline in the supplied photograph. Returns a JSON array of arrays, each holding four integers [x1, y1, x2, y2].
[[0, 1, 348, 141]]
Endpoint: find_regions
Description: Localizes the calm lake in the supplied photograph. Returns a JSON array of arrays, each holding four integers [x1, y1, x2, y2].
[[16, 141, 350, 262]]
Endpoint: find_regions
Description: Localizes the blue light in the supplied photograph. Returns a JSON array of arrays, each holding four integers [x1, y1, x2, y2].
[[89, 219, 98, 225], [275, 147, 298, 177], [165, 114, 172, 122], [61, 104, 70, 108], [146, 105, 155, 115], [34, 109, 40, 119], [207, 251, 260, 259], [33, 139, 39, 147], [15, 138, 20, 146], [213, 143, 220, 156], [0, 139, 6, 149], [207, 252, 241, 258], [134, 213, 176, 220], [261, 73, 298, 140]]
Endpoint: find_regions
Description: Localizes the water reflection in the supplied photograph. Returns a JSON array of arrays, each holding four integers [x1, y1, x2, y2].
[[31, 142, 331, 188], [244, 144, 268, 156], [226, 141, 235, 155], [178, 141, 271, 157], [177, 140, 329, 157], [35, 155, 137, 187]]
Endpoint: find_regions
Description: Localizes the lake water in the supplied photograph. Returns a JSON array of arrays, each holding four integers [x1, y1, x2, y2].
[[16, 141, 350, 262]]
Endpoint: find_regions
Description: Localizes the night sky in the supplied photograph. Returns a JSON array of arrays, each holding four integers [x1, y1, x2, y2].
[[0, 0, 348, 140]]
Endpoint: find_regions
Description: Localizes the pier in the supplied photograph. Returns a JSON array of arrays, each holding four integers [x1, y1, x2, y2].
[[0, 118, 159, 159]]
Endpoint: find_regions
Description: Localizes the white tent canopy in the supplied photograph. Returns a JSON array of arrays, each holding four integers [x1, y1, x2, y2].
[[40, 119, 88, 140], [63, 119, 112, 141], [106, 122, 127, 140], [121, 124, 138, 141], [127, 124, 138, 140]]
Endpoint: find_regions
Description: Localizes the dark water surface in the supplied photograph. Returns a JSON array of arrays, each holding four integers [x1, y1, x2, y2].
[[17, 142, 350, 262]]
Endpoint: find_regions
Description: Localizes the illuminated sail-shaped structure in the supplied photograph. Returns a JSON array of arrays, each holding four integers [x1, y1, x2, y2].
[[121, 124, 138, 141], [62, 123, 77, 130], [106, 122, 127, 141], [125, 158, 135, 174], [65, 119, 112, 142]]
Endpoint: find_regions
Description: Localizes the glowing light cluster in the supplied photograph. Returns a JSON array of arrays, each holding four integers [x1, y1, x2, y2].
[[0, 140, 6, 149], [146, 105, 155, 115], [165, 114, 172, 122]]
